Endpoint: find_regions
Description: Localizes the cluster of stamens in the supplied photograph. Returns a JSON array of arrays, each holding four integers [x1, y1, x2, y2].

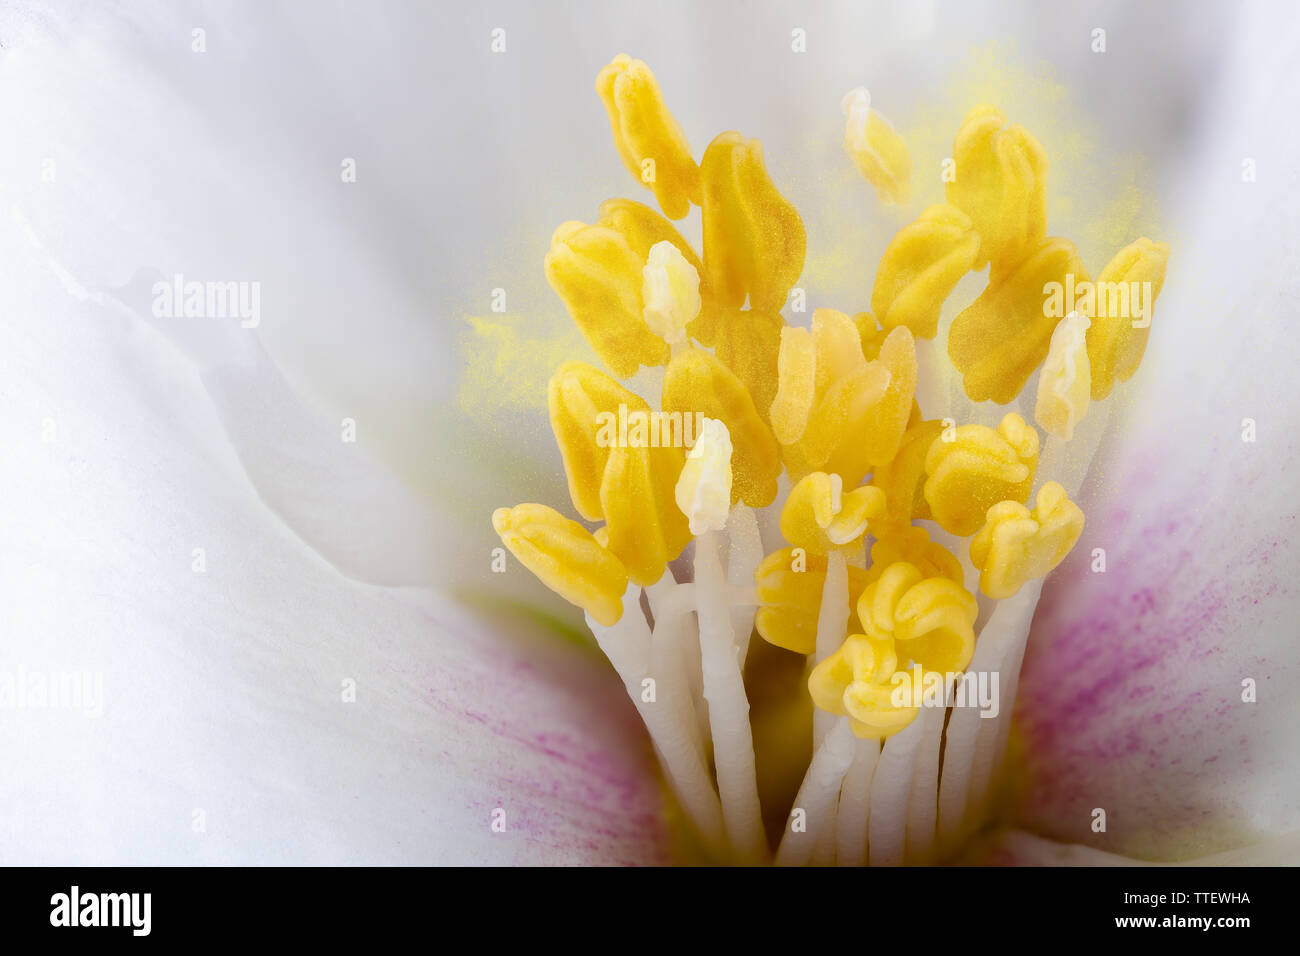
[[491, 53, 1168, 864]]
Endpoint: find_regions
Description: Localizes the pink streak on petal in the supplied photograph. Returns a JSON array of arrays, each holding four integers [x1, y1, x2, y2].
[[425, 608, 673, 865], [1011, 432, 1299, 860]]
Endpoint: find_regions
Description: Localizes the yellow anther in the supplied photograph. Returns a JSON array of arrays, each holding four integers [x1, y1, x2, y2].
[[492, 504, 629, 627], [854, 311, 887, 361], [807, 324, 915, 487], [642, 240, 702, 346], [1035, 311, 1092, 441], [924, 412, 1039, 537], [548, 360, 649, 521], [780, 471, 886, 554], [596, 55, 700, 220], [700, 130, 806, 311], [784, 309, 882, 472], [841, 88, 912, 205], [544, 220, 671, 379], [831, 324, 916, 475], [675, 417, 733, 535], [769, 326, 817, 445], [812, 307, 869, 394], [970, 481, 1085, 599], [776, 318, 916, 487], [593, 198, 718, 346], [857, 562, 978, 675], [790, 364, 893, 479], [871, 417, 944, 528], [662, 348, 782, 508], [1086, 237, 1171, 400], [754, 548, 872, 655], [809, 633, 918, 739], [948, 236, 1091, 404], [946, 104, 1048, 269], [871, 204, 980, 339], [598, 439, 692, 587], [865, 525, 964, 586], [711, 307, 783, 427], [596, 198, 702, 270]]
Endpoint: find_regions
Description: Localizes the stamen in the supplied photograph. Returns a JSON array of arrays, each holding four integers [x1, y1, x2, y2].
[[969, 480, 1085, 599], [810, 550, 851, 864], [872, 204, 980, 339], [545, 220, 671, 378], [700, 131, 806, 311], [492, 504, 628, 626], [662, 348, 781, 508], [923, 412, 1040, 537], [774, 309, 916, 486], [834, 737, 880, 866], [754, 547, 872, 655], [596, 55, 701, 220], [841, 87, 912, 205], [548, 360, 647, 521], [946, 104, 1048, 269], [775, 717, 855, 866], [937, 580, 1043, 852], [947, 236, 1090, 404], [598, 439, 691, 586], [780, 471, 885, 553], [711, 307, 783, 424], [871, 419, 944, 529], [770, 326, 817, 445], [726, 505, 765, 652], [868, 708, 928, 865], [1086, 237, 1171, 399]]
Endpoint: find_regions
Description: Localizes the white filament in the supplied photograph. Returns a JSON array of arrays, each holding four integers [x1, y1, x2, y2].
[[693, 530, 768, 862], [867, 714, 927, 865], [776, 717, 856, 866], [835, 737, 880, 865], [586, 589, 724, 851]]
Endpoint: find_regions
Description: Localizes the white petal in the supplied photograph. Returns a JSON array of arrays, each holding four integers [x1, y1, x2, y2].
[[1012, 7, 1300, 861], [0, 246, 669, 864]]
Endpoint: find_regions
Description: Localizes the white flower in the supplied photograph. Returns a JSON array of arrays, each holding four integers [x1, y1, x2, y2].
[[0, 0, 1296, 865]]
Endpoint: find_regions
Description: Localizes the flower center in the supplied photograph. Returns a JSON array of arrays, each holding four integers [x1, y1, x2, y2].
[[490, 55, 1168, 864]]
